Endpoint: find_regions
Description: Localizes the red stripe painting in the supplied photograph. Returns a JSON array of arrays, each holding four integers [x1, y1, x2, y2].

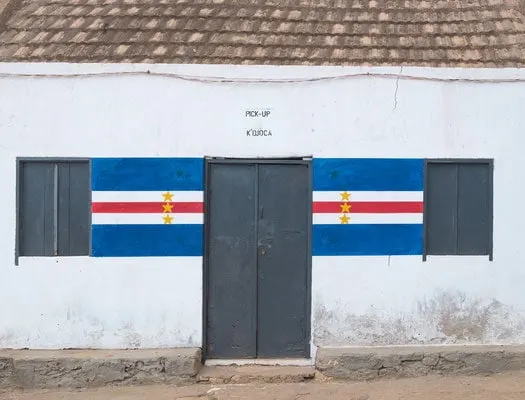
[[92, 202, 203, 213], [312, 201, 423, 214]]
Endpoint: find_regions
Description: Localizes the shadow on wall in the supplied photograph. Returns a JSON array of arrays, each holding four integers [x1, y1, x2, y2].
[[314, 290, 525, 346]]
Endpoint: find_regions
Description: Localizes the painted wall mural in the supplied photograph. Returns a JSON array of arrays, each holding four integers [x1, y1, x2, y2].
[[91, 158, 204, 257], [312, 158, 424, 256], [90, 157, 423, 257]]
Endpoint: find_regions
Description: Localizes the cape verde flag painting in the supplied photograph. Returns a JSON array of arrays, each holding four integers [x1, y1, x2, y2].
[[91, 158, 203, 257], [312, 158, 424, 256]]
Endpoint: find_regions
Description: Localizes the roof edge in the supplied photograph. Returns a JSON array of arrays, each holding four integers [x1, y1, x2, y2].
[[0, 0, 22, 34]]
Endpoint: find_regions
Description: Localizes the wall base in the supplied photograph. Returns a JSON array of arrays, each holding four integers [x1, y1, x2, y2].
[[2, 346, 525, 389], [315, 345, 525, 380], [0, 348, 201, 390]]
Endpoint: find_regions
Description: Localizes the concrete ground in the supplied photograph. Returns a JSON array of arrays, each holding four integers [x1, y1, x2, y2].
[[3, 371, 525, 400]]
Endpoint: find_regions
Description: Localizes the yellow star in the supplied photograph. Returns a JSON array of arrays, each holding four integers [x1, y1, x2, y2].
[[340, 202, 351, 213], [340, 191, 351, 201], [162, 192, 173, 202], [163, 215, 173, 224], [162, 203, 173, 213], [339, 214, 350, 224]]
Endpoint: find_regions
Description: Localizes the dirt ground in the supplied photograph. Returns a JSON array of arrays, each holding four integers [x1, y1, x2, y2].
[[2, 371, 525, 400]]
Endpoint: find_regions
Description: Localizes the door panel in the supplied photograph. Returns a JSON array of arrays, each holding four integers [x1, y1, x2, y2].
[[205, 161, 310, 359], [206, 163, 257, 358], [257, 164, 310, 357]]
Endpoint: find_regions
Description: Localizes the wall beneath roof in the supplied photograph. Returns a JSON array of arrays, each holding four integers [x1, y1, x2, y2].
[[0, 63, 524, 352]]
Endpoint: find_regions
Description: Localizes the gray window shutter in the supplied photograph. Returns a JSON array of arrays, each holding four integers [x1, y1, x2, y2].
[[18, 160, 90, 257], [457, 163, 491, 255], [19, 162, 55, 256], [425, 160, 493, 259], [425, 163, 458, 255]]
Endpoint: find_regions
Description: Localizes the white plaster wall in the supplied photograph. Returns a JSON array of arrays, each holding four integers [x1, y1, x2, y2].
[[0, 63, 524, 349]]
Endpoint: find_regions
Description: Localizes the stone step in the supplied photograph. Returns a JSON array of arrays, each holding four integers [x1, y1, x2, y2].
[[0, 348, 201, 390], [316, 345, 525, 380], [197, 365, 316, 384]]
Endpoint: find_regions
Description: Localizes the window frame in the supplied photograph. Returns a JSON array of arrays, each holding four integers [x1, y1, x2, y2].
[[423, 158, 494, 262], [15, 157, 92, 265]]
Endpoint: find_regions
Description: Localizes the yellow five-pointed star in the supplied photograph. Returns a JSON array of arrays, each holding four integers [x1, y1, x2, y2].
[[162, 191, 173, 202], [162, 203, 173, 213], [340, 191, 351, 201], [339, 214, 350, 224], [340, 202, 351, 213], [163, 215, 174, 224]]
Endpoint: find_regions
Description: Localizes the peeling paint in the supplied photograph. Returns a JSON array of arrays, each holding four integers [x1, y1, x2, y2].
[[416, 291, 522, 342], [314, 302, 410, 346], [314, 290, 525, 346], [0, 331, 16, 348], [120, 322, 142, 348]]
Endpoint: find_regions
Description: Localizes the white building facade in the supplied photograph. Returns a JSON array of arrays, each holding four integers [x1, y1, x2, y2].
[[1, 63, 525, 361]]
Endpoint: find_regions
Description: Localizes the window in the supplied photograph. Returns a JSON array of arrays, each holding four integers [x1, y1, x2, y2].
[[423, 160, 493, 260], [17, 159, 90, 258]]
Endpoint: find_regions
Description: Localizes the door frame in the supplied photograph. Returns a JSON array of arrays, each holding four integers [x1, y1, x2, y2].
[[202, 157, 313, 360]]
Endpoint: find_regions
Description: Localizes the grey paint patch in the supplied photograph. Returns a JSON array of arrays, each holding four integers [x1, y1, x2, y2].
[[314, 290, 525, 346], [0, 331, 17, 347], [416, 291, 521, 342], [83, 316, 105, 345], [314, 302, 412, 346], [63, 308, 106, 347], [0, 304, 196, 349], [185, 335, 196, 347], [120, 322, 142, 348]]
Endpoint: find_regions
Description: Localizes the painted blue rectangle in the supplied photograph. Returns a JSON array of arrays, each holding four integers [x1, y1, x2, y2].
[[313, 158, 424, 191], [313, 224, 423, 256], [92, 158, 203, 191], [91, 224, 203, 257]]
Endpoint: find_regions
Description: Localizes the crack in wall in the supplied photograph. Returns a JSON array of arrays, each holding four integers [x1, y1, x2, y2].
[[392, 66, 403, 111]]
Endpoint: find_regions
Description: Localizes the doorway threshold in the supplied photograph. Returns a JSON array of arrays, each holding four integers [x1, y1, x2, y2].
[[204, 358, 313, 367], [198, 363, 316, 384]]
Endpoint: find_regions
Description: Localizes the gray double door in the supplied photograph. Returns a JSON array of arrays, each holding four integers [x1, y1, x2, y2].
[[205, 160, 310, 359]]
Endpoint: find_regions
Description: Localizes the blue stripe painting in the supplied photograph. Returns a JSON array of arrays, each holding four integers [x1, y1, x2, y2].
[[313, 158, 423, 191], [312, 158, 424, 256], [92, 158, 203, 191], [92, 224, 203, 257], [313, 224, 423, 256], [91, 157, 204, 257]]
